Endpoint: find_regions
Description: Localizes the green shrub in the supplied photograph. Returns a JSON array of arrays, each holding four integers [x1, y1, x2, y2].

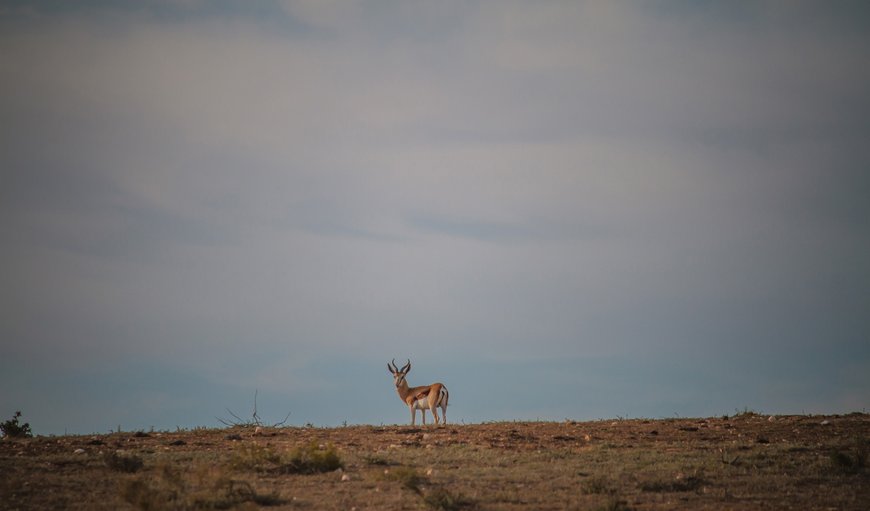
[[1, 411, 32, 438]]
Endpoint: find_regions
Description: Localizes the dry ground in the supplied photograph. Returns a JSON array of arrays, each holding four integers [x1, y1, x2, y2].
[[1, 413, 868, 510]]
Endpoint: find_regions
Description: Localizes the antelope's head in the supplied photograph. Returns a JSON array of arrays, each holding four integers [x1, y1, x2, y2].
[[387, 358, 411, 388]]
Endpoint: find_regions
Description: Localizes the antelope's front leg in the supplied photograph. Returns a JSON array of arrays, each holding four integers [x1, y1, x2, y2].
[[409, 406, 416, 426], [422, 409, 426, 425]]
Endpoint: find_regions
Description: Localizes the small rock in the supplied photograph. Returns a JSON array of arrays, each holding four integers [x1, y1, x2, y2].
[[422, 433, 431, 441], [341, 474, 351, 482], [768, 416, 775, 422], [426, 468, 434, 476], [226, 434, 242, 441], [821, 420, 830, 426], [253, 426, 263, 436], [73, 448, 85, 454]]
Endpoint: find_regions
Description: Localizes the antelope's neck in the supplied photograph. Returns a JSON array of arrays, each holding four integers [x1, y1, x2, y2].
[[396, 380, 410, 400]]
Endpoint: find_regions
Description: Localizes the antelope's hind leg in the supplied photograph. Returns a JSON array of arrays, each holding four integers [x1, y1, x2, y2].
[[429, 403, 440, 425]]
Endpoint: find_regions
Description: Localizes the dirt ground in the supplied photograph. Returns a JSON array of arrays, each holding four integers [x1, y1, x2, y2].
[[1, 413, 868, 510]]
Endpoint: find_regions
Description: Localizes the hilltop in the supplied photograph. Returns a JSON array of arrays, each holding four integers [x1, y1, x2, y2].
[[1, 414, 868, 510]]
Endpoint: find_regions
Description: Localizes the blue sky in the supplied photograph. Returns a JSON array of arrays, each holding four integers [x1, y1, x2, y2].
[[1, 1, 869, 435]]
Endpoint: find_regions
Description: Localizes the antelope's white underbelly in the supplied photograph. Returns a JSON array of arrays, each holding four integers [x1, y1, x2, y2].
[[412, 398, 431, 410]]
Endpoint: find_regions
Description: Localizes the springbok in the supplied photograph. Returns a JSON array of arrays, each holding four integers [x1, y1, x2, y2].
[[387, 359, 449, 426]]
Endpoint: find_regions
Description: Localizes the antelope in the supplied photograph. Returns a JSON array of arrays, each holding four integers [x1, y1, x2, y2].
[[387, 359, 449, 426]]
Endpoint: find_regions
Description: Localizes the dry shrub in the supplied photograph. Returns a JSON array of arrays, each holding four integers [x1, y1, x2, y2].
[[829, 438, 867, 475], [422, 487, 474, 510], [362, 453, 392, 466], [228, 443, 282, 472], [581, 476, 614, 495], [104, 451, 144, 473], [383, 466, 425, 493], [120, 461, 283, 510], [281, 440, 343, 474], [228, 440, 343, 475]]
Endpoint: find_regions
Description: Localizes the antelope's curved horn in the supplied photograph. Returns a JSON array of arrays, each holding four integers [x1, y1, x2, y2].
[[390, 358, 399, 372], [401, 359, 411, 373]]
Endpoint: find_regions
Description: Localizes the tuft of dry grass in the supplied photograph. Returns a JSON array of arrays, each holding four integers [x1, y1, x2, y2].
[[228, 443, 282, 472], [282, 440, 343, 474], [422, 487, 475, 510], [228, 439, 343, 475], [382, 465, 425, 493]]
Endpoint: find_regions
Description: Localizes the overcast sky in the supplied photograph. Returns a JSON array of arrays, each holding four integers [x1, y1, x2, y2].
[[2, 1, 869, 435]]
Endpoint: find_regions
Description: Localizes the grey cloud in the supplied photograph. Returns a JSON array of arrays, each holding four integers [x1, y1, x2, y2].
[[1, 2, 869, 433]]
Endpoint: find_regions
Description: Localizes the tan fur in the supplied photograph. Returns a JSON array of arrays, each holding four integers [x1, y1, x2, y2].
[[388, 359, 449, 426]]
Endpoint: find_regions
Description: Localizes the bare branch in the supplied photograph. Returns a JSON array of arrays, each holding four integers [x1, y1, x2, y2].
[[272, 411, 292, 427], [216, 390, 290, 428]]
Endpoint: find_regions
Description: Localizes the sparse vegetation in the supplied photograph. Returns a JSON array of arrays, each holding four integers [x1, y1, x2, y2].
[[2, 415, 869, 510], [120, 461, 284, 510], [594, 497, 635, 511], [228, 442, 283, 472], [733, 406, 762, 417], [216, 389, 290, 428], [829, 437, 868, 474], [103, 451, 144, 473], [1, 410, 32, 438], [640, 475, 705, 492], [383, 465, 425, 493], [423, 487, 474, 510], [362, 453, 392, 465], [581, 475, 615, 495], [283, 440, 343, 474], [229, 439, 343, 474]]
